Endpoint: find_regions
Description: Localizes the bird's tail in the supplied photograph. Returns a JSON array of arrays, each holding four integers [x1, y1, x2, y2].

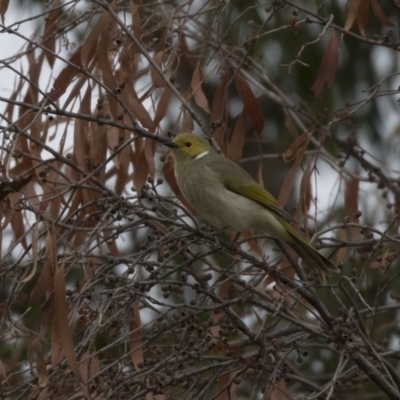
[[283, 222, 339, 283]]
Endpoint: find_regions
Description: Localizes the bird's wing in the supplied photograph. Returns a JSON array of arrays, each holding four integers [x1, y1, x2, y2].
[[207, 155, 295, 223], [224, 180, 295, 223]]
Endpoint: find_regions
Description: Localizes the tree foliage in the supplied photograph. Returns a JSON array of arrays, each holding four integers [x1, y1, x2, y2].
[[1, 0, 400, 399]]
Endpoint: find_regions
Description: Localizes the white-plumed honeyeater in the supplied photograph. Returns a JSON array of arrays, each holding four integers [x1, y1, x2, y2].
[[165, 132, 338, 283]]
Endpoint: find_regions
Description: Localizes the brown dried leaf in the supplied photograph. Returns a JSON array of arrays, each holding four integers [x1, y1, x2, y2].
[[210, 72, 228, 143], [216, 373, 237, 400], [211, 71, 228, 124], [114, 145, 130, 195], [133, 140, 149, 192], [356, 0, 370, 35], [0, 0, 9, 24], [73, 86, 91, 169], [153, 87, 172, 127], [281, 131, 311, 163], [229, 108, 247, 162], [299, 162, 313, 215], [81, 10, 110, 67], [129, 301, 144, 370], [30, 229, 56, 305], [37, 348, 49, 388], [151, 51, 166, 88], [265, 379, 288, 400], [47, 46, 87, 102], [278, 132, 311, 207], [37, 388, 49, 400], [0, 358, 6, 378], [43, 1, 58, 67], [54, 262, 83, 382], [234, 73, 264, 134], [8, 192, 27, 249], [344, 0, 362, 32], [312, 33, 340, 98], [182, 110, 194, 132], [191, 64, 210, 113], [97, 15, 118, 118], [130, 0, 141, 38], [62, 74, 91, 111], [370, 0, 394, 27], [19, 223, 39, 283], [127, 87, 156, 130], [80, 351, 102, 399], [51, 315, 61, 367]]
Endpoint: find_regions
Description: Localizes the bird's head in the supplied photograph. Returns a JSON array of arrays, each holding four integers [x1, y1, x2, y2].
[[165, 132, 212, 163]]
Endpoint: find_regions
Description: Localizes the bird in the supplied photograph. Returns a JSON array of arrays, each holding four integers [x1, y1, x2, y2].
[[164, 132, 338, 283]]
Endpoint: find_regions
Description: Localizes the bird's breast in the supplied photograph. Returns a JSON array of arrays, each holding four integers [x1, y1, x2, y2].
[[175, 164, 287, 238]]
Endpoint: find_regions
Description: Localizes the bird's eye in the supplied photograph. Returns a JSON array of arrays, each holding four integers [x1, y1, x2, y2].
[[185, 142, 192, 147]]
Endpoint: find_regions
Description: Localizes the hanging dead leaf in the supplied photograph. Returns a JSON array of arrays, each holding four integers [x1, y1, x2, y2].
[[153, 87, 172, 127], [127, 87, 156, 130], [81, 10, 110, 67], [114, 145, 131, 194], [54, 262, 83, 383], [80, 350, 102, 398], [130, 0, 141, 38], [370, 0, 394, 27], [344, 0, 362, 33], [0, 0, 9, 24], [97, 14, 118, 118], [47, 46, 88, 102], [18, 223, 39, 283], [9, 192, 27, 249], [229, 108, 247, 162], [132, 144, 149, 192], [210, 71, 228, 143], [312, 33, 340, 98], [191, 64, 210, 113], [299, 161, 313, 216], [73, 85, 91, 170], [151, 51, 166, 88], [356, 0, 370, 35], [36, 348, 49, 388], [278, 132, 311, 207], [30, 229, 56, 305], [211, 71, 228, 124], [281, 131, 310, 163], [43, 0, 58, 67], [129, 301, 144, 370], [234, 73, 264, 134], [0, 358, 6, 379], [182, 110, 194, 132], [265, 379, 288, 400]]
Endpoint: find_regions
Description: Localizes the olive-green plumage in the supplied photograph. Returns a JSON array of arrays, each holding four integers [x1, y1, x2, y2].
[[165, 132, 338, 283]]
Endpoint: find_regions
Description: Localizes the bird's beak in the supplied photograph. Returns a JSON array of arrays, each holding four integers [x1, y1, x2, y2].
[[162, 140, 179, 149]]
